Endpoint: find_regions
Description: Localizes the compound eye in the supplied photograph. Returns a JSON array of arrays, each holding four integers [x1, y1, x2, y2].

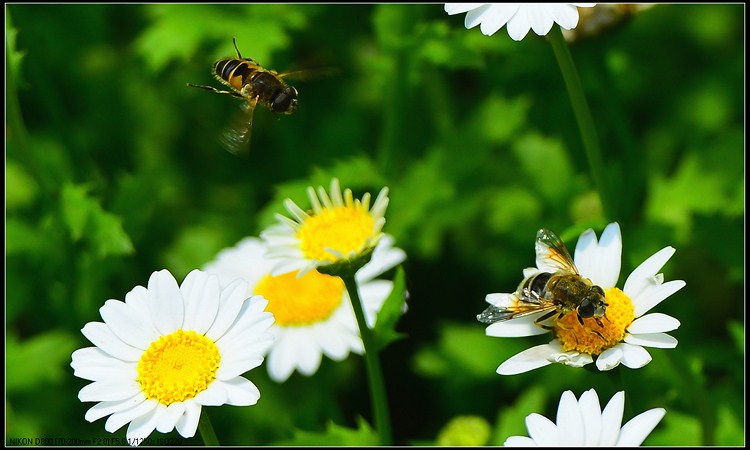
[[272, 87, 298, 113], [577, 298, 595, 318]]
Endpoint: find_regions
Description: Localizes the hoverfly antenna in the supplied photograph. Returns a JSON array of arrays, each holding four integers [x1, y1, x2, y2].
[[232, 36, 242, 59]]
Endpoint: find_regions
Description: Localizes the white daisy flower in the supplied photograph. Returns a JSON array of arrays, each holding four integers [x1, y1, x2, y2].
[[261, 178, 390, 277], [504, 389, 666, 446], [444, 3, 596, 41], [483, 222, 685, 375], [70, 269, 274, 445], [203, 234, 406, 383]]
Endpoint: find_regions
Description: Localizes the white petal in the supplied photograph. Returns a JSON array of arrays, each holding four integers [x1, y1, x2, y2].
[[314, 322, 351, 360], [99, 299, 156, 350], [578, 389, 603, 445], [180, 270, 220, 334], [84, 394, 147, 422], [221, 377, 261, 406], [628, 313, 680, 334], [506, 11, 532, 40], [81, 322, 143, 362], [575, 222, 621, 288], [444, 3, 484, 15], [106, 399, 158, 433], [486, 314, 549, 337], [527, 6, 555, 36], [503, 435, 537, 446], [550, 350, 593, 367], [194, 381, 228, 406], [525, 413, 559, 446], [477, 4, 518, 36], [174, 401, 201, 439], [267, 333, 296, 382], [595, 346, 623, 371], [146, 270, 184, 335], [71, 347, 137, 382], [486, 292, 516, 307], [205, 280, 250, 341], [79, 380, 142, 402], [623, 247, 675, 296], [624, 332, 678, 349], [631, 280, 685, 318], [599, 391, 625, 446], [356, 234, 406, 282], [156, 402, 184, 433], [616, 408, 666, 446], [619, 342, 652, 368], [556, 390, 585, 445], [294, 331, 323, 376], [496, 343, 557, 375], [124, 405, 160, 445], [549, 4, 581, 30]]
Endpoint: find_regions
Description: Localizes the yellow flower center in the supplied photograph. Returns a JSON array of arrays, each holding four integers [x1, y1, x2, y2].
[[296, 206, 375, 262], [137, 330, 220, 406], [554, 287, 634, 355], [255, 270, 344, 326]]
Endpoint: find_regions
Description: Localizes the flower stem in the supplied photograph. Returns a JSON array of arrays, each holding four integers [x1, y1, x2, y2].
[[198, 408, 219, 446], [342, 274, 393, 445], [547, 26, 616, 221]]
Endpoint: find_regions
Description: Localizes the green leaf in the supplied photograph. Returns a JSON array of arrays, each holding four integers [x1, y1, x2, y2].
[[6, 9, 27, 88], [6, 160, 39, 210], [6, 331, 78, 392], [644, 409, 702, 446], [374, 266, 408, 350], [436, 415, 492, 446], [491, 386, 547, 446], [273, 417, 379, 446], [511, 132, 576, 203], [412, 322, 525, 381], [727, 320, 743, 354], [60, 182, 134, 258]]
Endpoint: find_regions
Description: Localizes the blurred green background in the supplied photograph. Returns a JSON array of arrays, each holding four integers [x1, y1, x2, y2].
[[5, 4, 744, 446]]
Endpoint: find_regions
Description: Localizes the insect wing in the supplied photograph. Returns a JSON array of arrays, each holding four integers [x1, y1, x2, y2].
[[477, 292, 557, 324], [219, 97, 257, 156], [535, 228, 579, 275]]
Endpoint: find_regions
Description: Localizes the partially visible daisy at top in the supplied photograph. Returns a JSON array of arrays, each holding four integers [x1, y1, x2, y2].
[[262, 178, 390, 277], [70, 269, 274, 445], [203, 234, 406, 383], [504, 388, 665, 446], [479, 222, 685, 375], [444, 3, 596, 41]]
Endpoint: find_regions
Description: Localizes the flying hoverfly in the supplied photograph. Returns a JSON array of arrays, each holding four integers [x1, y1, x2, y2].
[[477, 228, 608, 338], [187, 37, 299, 155]]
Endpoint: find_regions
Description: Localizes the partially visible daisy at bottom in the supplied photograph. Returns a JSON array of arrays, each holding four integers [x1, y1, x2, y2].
[[504, 389, 665, 446], [485, 222, 685, 375], [444, 3, 596, 41], [70, 269, 274, 446], [203, 233, 406, 383]]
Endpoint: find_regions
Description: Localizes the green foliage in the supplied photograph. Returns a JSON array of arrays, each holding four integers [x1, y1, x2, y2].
[[274, 417, 379, 446], [374, 267, 408, 350], [5, 3, 744, 446], [60, 182, 135, 258]]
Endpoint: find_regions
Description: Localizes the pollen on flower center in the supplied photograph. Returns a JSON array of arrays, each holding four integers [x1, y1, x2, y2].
[[255, 270, 344, 326], [296, 206, 375, 262], [554, 287, 634, 355], [137, 330, 220, 406]]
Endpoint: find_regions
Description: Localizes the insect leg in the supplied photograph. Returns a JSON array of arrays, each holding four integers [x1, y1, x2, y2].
[[232, 36, 242, 59], [534, 310, 561, 331], [187, 83, 244, 98]]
